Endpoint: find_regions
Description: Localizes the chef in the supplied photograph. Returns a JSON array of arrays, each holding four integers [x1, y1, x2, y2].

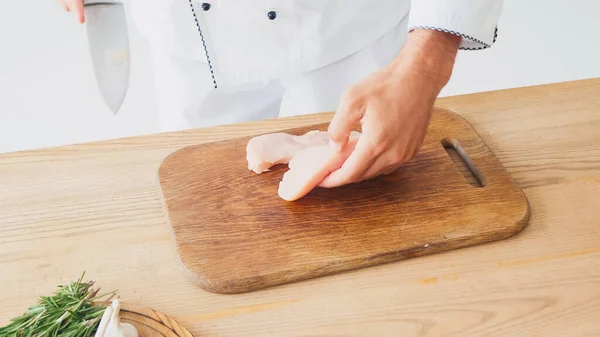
[[60, 0, 502, 187]]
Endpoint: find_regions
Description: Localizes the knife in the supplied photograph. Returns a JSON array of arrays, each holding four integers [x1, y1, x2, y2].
[[83, 0, 130, 114]]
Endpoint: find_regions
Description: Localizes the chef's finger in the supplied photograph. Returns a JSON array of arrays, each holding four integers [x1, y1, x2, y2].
[[328, 89, 363, 151], [75, 0, 85, 23], [362, 144, 411, 180], [360, 155, 398, 182], [361, 156, 404, 181], [319, 138, 376, 188], [383, 166, 399, 175]]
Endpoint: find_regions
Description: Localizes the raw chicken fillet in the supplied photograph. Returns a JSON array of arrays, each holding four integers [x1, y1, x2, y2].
[[246, 130, 331, 174], [246, 130, 361, 201]]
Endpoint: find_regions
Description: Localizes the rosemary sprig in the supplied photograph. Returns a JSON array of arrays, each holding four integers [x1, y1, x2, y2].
[[0, 273, 116, 337]]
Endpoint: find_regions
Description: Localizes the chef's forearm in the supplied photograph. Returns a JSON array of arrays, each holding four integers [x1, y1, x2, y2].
[[390, 28, 461, 94]]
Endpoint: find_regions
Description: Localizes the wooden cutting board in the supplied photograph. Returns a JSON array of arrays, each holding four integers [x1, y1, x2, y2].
[[157, 108, 530, 294]]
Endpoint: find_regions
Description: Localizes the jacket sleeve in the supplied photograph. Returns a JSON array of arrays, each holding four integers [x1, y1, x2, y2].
[[407, 0, 503, 50]]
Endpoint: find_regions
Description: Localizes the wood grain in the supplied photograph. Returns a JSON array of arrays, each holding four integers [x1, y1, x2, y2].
[[1, 78, 599, 336], [158, 109, 530, 294]]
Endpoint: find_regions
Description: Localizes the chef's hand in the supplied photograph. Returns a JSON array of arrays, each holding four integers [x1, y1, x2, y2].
[[59, 0, 85, 24], [320, 29, 461, 188]]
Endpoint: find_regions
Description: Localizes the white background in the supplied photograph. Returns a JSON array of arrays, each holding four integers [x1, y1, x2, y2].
[[1, 0, 599, 153]]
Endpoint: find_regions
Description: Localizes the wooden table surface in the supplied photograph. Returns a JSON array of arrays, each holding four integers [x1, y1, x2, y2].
[[1, 78, 599, 336]]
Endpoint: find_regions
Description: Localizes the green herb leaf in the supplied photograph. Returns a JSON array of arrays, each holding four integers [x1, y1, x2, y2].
[[0, 272, 116, 337]]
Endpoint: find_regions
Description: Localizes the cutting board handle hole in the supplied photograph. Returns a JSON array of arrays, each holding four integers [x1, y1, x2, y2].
[[441, 138, 486, 187]]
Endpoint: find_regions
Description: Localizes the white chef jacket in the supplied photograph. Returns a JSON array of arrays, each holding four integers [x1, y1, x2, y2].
[[131, 0, 503, 87]]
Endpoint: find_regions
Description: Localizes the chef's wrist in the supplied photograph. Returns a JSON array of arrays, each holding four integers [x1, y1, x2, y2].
[[391, 28, 460, 93]]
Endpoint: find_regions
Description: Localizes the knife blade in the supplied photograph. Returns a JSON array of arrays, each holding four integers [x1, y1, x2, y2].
[[83, 0, 130, 114]]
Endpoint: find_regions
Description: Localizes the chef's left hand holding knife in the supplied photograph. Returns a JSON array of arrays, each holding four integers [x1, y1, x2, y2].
[[320, 29, 461, 188], [59, 0, 85, 24]]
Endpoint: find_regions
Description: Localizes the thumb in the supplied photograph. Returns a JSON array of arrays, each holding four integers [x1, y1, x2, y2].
[[327, 88, 363, 151]]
